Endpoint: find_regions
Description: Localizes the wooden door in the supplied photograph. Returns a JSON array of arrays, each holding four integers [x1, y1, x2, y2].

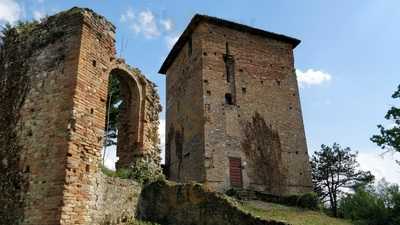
[[229, 157, 243, 188]]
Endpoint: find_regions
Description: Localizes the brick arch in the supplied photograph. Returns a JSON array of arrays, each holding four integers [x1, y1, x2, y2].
[[106, 60, 147, 169]]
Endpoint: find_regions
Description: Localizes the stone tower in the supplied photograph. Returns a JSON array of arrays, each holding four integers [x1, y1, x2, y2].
[[160, 15, 312, 195], [0, 8, 161, 225]]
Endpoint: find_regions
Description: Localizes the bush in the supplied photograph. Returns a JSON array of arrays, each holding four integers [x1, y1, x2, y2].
[[100, 157, 165, 184], [338, 180, 400, 225], [296, 192, 320, 210]]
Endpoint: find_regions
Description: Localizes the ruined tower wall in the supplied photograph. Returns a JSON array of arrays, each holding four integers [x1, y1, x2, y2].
[[199, 22, 312, 195], [0, 10, 84, 225], [165, 27, 206, 182], [1, 8, 161, 225], [60, 9, 161, 225], [59, 9, 117, 225]]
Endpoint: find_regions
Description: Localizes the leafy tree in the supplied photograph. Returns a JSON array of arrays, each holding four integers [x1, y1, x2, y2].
[[311, 143, 374, 217], [371, 85, 400, 165], [104, 74, 121, 147], [339, 180, 400, 225]]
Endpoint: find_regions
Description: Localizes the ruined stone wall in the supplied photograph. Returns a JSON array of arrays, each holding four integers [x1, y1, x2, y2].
[[138, 180, 289, 225], [0, 10, 83, 225], [1, 7, 161, 225], [199, 22, 312, 195], [89, 173, 141, 225], [165, 28, 205, 182]]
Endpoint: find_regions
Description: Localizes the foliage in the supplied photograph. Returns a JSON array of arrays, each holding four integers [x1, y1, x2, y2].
[[310, 143, 374, 217], [339, 180, 400, 225], [296, 192, 320, 210], [104, 74, 121, 147], [101, 158, 164, 185], [371, 85, 400, 165]]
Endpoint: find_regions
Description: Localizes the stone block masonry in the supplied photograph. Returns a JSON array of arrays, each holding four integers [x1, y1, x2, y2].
[[138, 180, 289, 225], [0, 7, 161, 225]]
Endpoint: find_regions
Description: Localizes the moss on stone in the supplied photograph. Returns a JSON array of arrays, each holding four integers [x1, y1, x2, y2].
[[137, 180, 289, 225]]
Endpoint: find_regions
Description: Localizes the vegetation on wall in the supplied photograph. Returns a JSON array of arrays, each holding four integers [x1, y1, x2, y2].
[[101, 157, 164, 185]]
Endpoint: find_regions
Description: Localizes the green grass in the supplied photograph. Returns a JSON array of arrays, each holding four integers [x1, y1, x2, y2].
[[239, 201, 352, 225], [125, 219, 160, 225]]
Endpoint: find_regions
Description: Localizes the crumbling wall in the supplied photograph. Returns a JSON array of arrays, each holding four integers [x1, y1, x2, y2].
[[0, 9, 83, 225], [137, 180, 289, 225], [0, 7, 161, 225], [89, 173, 142, 225]]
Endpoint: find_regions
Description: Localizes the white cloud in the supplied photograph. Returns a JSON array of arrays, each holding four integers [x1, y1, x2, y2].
[[160, 18, 173, 32], [131, 23, 141, 34], [121, 8, 176, 39], [33, 10, 45, 21], [358, 151, 400, 184], [120, 8, 134, 23], [0, 0, 22, 24], [165, 34, 179, 49], [135, 10, 160, 38], [296, 69, 332, 87]]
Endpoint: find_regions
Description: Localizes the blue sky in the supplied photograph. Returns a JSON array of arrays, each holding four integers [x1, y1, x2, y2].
[[1, 0, 399, 183]]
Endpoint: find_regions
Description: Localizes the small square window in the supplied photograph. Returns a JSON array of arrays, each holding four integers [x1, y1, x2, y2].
[[225, 93, 234, 105]]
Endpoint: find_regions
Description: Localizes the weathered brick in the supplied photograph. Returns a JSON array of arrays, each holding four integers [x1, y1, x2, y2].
[[0, 7, 160, 225], [161, 15, 312, 195]]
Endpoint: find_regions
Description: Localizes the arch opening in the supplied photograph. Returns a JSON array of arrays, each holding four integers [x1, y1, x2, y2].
[[103, 68, 142, 170]]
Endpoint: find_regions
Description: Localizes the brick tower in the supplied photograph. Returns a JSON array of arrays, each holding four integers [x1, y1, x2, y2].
[[160, 15, 312, 195]]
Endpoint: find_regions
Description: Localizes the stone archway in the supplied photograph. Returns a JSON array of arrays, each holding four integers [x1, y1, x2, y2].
[[105, 60, 148, 169]]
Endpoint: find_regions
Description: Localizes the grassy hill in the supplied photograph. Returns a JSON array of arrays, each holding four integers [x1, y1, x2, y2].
[[239, 200, 351, 225]]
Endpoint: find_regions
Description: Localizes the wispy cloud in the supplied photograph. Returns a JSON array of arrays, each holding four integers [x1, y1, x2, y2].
[[165, 34, 180, 49], [0, 0, 22, 25], [120, 8, 176, 41], [296, 69, 332, 87], [121, 8, 161, 39], [136, 10, 160, 38], [160, 18, 173, 32], [120, 8, 134, 23]]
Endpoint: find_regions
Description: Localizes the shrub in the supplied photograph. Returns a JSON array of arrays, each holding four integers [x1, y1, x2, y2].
[[296, 192, 320, 210], [100, 157, 164, 184], [338, 181, 400, 225], [124, 158, 165, 184]]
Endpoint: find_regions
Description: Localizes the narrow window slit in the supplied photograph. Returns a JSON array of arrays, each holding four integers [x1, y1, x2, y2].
[[225, 93, 233, 105]]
